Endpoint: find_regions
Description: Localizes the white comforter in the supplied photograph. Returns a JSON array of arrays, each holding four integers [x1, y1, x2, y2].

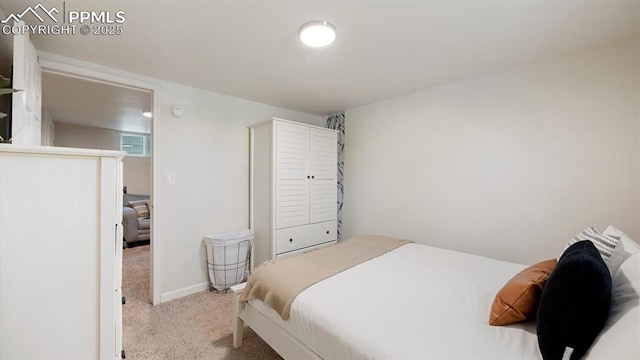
[[251, 243, 541, 359], [250, 242, 640, 359]]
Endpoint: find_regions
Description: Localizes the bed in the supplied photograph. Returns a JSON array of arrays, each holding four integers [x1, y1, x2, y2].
[[231, 234, 640, 360]]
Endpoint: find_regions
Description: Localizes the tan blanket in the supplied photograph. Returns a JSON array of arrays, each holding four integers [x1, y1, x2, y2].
[[240, 235, 411, 320]]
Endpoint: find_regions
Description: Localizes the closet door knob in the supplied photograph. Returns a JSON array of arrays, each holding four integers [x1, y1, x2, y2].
[[289, 238, 293, 242], [326, 230, 330, 234], [311, 176, 315, 179], [307, 176, 310, 179]]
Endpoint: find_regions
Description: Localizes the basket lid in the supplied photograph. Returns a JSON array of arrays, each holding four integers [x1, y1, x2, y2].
[[204, 229, 254, 245]]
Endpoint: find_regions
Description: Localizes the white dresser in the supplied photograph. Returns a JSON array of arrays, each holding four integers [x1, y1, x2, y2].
[[0, 145, 124, 360], [250, 118, 338, 267]]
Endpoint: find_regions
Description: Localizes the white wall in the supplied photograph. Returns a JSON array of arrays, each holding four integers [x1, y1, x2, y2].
[[54, 122, 151, 195], [156, 82, 322, 300], [54, 122, 118, 149], [344, 39, 640, 265], [123, 157, 151, 195], [38, 53, 323, 304]]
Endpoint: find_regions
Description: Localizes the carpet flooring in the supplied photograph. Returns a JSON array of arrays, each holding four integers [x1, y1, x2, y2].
[[122, 245, 283, 359]]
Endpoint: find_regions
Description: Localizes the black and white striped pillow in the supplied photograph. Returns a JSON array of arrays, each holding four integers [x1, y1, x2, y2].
[[561, 227, 620, 268]]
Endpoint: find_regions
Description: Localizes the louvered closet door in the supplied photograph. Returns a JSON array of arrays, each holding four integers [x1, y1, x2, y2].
[[310, 129, 337, 180], [310, 129, 337, 223], [276, 123, 310, 229], [276, 123, 309, 180], [310, 180, 337, 223], [276, 180, 309, 229]]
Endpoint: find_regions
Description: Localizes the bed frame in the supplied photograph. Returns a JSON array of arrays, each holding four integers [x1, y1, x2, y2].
[[231, 283, 322, 360]]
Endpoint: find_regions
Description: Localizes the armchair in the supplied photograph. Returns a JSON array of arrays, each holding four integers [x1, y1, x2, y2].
[[123, 193, 150, 247]]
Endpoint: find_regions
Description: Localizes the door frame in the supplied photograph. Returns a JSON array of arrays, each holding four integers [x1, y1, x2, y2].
[[38, 51, 162, 305]]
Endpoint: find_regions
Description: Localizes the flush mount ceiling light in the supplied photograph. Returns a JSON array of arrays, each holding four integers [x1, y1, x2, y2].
[[299, 20, 336, 47], [142, 111, 152, 118]]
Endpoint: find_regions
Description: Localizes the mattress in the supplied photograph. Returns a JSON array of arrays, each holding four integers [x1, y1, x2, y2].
[[249, 243, 543, 359]]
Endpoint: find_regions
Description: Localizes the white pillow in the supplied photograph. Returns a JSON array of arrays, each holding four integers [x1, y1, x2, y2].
[[560, 226, 621, 273], [604, 225, 640, 256], [610, 252, 640, 312], [587, 253, 640, 359], [586, 228, 640, 359]]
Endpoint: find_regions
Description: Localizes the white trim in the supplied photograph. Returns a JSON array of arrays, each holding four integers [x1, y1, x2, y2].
[[270, 121, 277, 262], [0, 144, 125, 159], [38, 51, 160, 91], [114, 160, 124, 358], [249, 127, 255, 273], [99, 156, 117, 360], [37, 52, 163, 305], [248, 117, 337, 134], [160, 282, 208, 303], [150, 89, 162, 305]]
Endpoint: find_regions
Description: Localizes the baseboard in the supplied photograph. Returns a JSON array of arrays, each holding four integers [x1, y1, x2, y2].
[[160, 282, 208, 303]]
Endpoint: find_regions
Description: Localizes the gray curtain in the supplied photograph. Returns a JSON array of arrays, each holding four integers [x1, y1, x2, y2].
[[326, 112, 345, 241]]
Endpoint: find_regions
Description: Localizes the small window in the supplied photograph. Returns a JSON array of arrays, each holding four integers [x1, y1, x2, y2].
[[120, 133, 151, 157]]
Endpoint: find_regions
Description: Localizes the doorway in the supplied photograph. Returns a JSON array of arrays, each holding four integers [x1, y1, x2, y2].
[[39, 56, 161, 306]]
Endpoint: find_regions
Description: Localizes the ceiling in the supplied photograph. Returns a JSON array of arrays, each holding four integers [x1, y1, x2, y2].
[[42, 72, 152, 133], [2, 0, 640, 116]]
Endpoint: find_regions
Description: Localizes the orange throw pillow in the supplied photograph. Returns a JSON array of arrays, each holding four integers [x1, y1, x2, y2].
[[489, 258, 557, 326]]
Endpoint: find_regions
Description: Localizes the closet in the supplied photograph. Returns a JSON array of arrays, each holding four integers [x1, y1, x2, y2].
[[250, 118, 338, 267]]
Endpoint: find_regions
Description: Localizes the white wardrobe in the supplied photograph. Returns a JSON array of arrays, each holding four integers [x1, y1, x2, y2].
[[0, 145, 124, 360], [250, 118, 338, 267]]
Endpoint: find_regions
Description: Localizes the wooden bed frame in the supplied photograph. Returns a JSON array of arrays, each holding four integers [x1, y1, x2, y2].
[[231, 283, 322, 360]]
